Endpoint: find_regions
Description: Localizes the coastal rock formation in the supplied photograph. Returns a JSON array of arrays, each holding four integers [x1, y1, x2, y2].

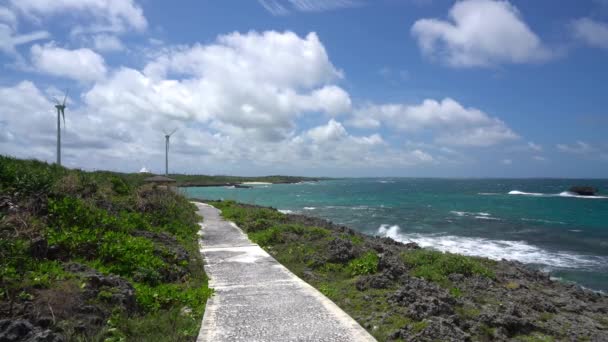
[[0, 319, 64, 342], [212, 201, 608, 341], [569, 186, 598, 196]]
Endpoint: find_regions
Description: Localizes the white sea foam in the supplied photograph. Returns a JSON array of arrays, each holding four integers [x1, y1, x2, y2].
[[508, 190, 545, 196], [557, 191, 608, 199], [474, 216, 500, 220], [450, 211, 499, 220], [508, 190, 608, 199], [478, 192, 500, 195], [377, 224, 606, 269], [278, 209, 294, 214], [303, 207, 316, 210], [521, 218, 566, 225]]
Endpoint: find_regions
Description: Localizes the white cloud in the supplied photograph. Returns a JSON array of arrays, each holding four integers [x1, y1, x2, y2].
[[411, 0, 550, 67], [10, 0, 147, 34], [92, 34, 124, 52], [556, 141, 594, 154], [258, 0, 361, 15], [31, 43, 107, 81], [0, 6, 17, 27], [501, 159, 512, 165], [556, 141, 608, 161], [572, 18, 608, 50], [307, 119, 347, 143], [0, 6, 49, 55], [533, 156, 546, 161], [88, 31, 349, 141], [528, 141, 542, 152], [350, 98, 518, 147]]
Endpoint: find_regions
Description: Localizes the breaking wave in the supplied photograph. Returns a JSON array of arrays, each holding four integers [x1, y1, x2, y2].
[[377, 224, 606, 269], [508, 190, 608, 199]]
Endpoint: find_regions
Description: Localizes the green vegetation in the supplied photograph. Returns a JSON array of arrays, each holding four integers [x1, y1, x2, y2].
[[401, 249, 495, 286], [347, 252, 379, 276], [0, 155, 211, 341], [516, 332, 555, 342], [206, 200, 585, 342]]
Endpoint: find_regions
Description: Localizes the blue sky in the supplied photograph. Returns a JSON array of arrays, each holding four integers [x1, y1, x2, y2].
[[1, 0, 607, 177]]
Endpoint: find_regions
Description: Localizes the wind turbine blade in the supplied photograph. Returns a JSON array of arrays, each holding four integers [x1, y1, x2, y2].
[[62, 89, 69, 106], [61, 110, 66, 130], [169, 128, 178, 136], [51, 96, 60, 105]]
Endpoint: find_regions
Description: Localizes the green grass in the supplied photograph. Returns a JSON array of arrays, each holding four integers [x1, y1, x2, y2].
[[0, 155, 212, 341], [455, 305, 481, 320], [401, 249, 495, 286], [347, 252, 379, 276], [516, 332, 555, 342]]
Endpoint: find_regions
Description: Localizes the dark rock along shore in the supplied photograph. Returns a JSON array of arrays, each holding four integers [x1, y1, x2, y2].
[[267, 209, 608, 341]]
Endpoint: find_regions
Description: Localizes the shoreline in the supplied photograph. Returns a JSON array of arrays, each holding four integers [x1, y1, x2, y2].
[[200, 199, 608, 341], [178, 180, 316, 188]]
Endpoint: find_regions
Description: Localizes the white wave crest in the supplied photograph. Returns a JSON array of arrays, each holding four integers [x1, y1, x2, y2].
[[450, 211, 499, 220], [278, 209, 294, 214], [558, 191, 608, 199], [303, 207, 316, 210], [508, 190, 608, 199], [508, 190, 545, 196], [521, 218, 566, 225], [377, 224, 606, 269]]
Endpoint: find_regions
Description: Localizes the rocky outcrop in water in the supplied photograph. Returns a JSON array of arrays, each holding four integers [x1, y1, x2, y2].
[[569, 186, 598, 196]]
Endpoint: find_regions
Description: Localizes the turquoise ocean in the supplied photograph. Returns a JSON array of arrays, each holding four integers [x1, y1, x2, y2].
[[184, 179, 608, 292]]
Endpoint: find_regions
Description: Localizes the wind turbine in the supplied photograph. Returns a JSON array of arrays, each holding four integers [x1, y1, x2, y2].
[[163, 128, 177, 176], [52, 90, 68, 166]]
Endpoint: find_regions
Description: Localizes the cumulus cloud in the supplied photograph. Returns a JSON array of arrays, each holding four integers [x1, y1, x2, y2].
[[0, 28, 518, 174], [92, 34, 124, 52], [350, 98, 518, 147], [10, 0, 147, 35], [31, 43, 107, 81], [88, 31, 349, 141], [572, 18, 608, 50], [411, 0, 550, 67]]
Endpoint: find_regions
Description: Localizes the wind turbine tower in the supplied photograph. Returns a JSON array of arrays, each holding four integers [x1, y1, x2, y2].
[[53, 90, 68, 166], [164, 128, 177, 176]]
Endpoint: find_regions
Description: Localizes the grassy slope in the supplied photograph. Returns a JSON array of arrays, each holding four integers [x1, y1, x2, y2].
[[208, 200, 608, 342], [0, 156, 212, 341]]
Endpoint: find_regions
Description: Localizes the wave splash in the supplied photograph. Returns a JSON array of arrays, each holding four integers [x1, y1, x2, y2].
[[508, 190, 608, 199], [377, 224, 606, 269]]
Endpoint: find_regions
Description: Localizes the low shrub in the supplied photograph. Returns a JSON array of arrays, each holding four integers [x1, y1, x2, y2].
[[401, 249, 495, 285], [347, 252, 379, 276]]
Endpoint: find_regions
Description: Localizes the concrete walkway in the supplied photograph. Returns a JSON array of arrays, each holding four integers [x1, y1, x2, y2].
[[194, 202, 376, 342]]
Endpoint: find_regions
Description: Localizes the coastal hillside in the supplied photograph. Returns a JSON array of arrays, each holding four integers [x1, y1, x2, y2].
[[208, 200, 608, 341], [105, 172, 324, 188], [0, 156, 212, 341]]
